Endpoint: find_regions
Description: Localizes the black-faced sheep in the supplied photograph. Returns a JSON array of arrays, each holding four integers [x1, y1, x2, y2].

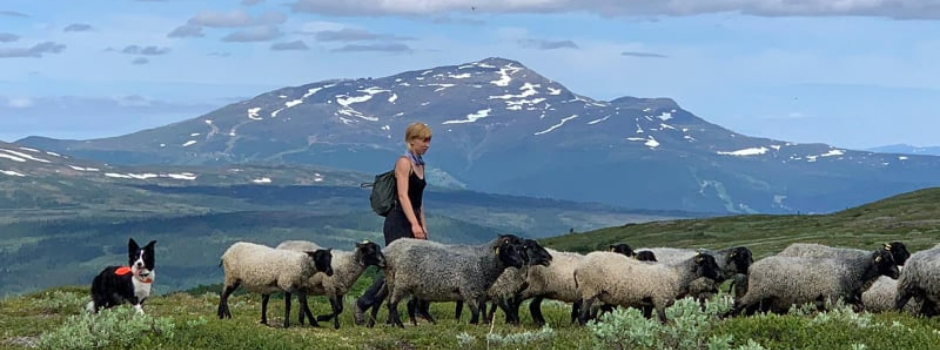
[[276, 239, 386, 329], [382, 235, 526, 327], [777, 242, 913, 313], [216, 242, 333, 328], [574, 251, 721, 324], [732, 249, 899, 316]]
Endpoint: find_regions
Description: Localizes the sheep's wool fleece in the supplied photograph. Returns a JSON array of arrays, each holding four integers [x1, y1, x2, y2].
[[221, 242, 316, 294]]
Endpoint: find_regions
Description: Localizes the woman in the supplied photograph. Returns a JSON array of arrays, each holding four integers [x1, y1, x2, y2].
[[354, 122, 432, 325]]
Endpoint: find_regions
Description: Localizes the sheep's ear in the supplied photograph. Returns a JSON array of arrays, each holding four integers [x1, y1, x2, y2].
[[608, 245, 616, 252], [884, 243, 892, 251], [875, 256, 882, 263], [494, 246, 500, 256]]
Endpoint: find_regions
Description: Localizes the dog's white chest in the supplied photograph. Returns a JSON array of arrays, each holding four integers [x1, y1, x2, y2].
[[132, 273, 153, 301]]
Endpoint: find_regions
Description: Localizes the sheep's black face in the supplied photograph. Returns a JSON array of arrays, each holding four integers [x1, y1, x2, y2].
[[522, 239, 552, 267], [726, 247, 753, 274], [872, 250, 900, 279], [885, 242, 910, 266], [608, 243, 635, 257], [694, 254, 721, 280], [496, 242, 526, 269], [636, 251, 657, 262], [356, 241, 387, 268], [308, 249, 334, 277]]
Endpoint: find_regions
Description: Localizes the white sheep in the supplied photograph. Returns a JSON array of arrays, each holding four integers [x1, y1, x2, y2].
[[216, 241, 334, 328], [276, 239, 387, 329], [732, 250, 899, 315], [642, 246, 753, 300], [574, 251, 721, 324]]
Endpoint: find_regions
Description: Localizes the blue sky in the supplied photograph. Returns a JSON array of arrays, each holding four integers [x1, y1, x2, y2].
[[1, 0, 939, 150]]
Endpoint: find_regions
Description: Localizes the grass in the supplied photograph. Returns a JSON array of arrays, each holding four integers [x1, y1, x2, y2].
[[5, 284, 940, 350]]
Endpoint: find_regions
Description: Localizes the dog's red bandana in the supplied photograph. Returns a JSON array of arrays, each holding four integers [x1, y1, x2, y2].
[[114, 266, 153, 283]]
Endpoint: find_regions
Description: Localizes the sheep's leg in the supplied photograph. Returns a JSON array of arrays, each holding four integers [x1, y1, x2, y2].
[[321, 294, 342, 329], [297, 293, 319, 327], [455, 300, 463, 320], [260, 294, 271, 325], [529, 296, 546, 326], [570, 300, 581, 324], [418, 300, 436, 324], [468, 295, 485, 325], [407, 298, 419, 326], [578, 296, 597, 326], [654, 302, 668, 324], [386, 289, 405, 328], [896, 287, 917, 315], [218, 282, 240, 319], [491, 299, 509, 325], [920, 298, 939, 317], [283, 292, 292, 328]]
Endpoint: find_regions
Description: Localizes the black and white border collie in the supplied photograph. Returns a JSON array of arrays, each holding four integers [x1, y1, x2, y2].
[[88, 238, 157, 314]]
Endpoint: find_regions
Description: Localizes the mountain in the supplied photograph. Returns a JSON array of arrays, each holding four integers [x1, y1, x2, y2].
[[17, 57, 940, 214], [867, 144, 940, 157]]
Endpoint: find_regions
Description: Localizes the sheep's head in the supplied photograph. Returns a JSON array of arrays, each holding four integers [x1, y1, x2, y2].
[[608, 243, 635, 257], [693, 253, 721, 280], [884, 242, 910, 266], [726, 247, 754, 274], [494, 240, 526, 269], [356, 240, 387, 268], [522, 239, 552, 267], [497, 234, 523, 246], [872, 250, 900, 279], [307, 249, 334, 277], [635, 250, 657, 262]]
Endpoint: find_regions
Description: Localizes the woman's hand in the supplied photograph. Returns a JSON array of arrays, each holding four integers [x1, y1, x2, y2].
[[412, 224, 427, 240]]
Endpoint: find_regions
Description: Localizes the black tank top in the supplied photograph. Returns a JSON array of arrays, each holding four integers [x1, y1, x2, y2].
[[406, 169, 426, 211]]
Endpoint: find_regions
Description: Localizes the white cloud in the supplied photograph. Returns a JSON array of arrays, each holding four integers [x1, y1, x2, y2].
[[188, 9, 286, 28], [288, 0, 940, 19], [222, 26, 282, 42], [6, 97, 33, 108]]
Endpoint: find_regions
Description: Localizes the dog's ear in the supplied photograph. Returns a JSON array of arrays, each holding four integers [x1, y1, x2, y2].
[[145, 240, 157, 250], [128, 238, 140, 252]]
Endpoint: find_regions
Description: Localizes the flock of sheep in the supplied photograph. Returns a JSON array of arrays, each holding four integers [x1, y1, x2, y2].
[[214, 234, 940, 330]]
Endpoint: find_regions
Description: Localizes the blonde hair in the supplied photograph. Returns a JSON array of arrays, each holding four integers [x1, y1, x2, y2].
[[404, 122, 432, 150]]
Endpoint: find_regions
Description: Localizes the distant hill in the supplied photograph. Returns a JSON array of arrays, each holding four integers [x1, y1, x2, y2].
[[867, 144, 940, 157], [541, 187, 940, 258]]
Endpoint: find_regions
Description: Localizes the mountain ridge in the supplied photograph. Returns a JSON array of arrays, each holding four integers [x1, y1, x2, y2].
[[14, 56, 940, 214]]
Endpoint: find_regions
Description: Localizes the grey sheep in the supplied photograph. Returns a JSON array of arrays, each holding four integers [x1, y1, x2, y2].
[[574, 251, 721, 324], [896, 245, 940, 316], [777, 241, 914, 313], [778, 242, 911, 265], [382, 235, 526, 327], [454, 238, 553, 325], [217, 241, 334, 328], [276, 239, 386, 329], [732, 249, 899, 316]]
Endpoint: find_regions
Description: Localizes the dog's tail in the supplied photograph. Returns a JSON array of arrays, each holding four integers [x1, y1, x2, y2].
[[84, 301, 95, 314]]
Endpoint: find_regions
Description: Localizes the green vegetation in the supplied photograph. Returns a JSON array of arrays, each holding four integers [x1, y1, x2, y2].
[[4, 285, 940, 350]]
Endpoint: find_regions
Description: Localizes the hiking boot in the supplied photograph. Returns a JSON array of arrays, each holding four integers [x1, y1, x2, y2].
[[353, 302, 366, 326]]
